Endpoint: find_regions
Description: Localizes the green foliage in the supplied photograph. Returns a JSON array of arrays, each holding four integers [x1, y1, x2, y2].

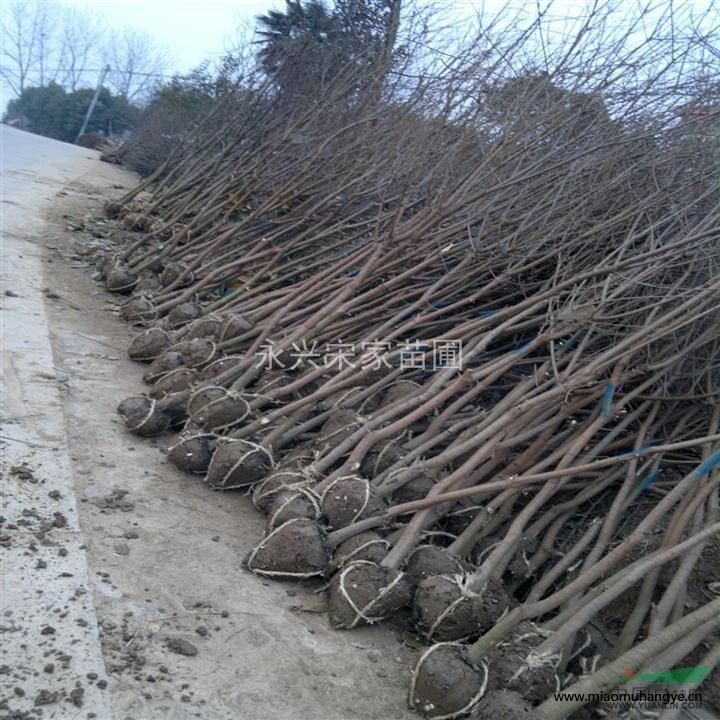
[[4, 82, 138, 142], [255, 0, 394, 96]]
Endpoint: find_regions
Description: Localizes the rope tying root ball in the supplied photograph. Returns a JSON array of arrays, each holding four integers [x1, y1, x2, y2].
[[205, 438, 273, 489]]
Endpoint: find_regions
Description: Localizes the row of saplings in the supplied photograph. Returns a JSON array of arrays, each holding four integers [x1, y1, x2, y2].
[[98, 239, 593, 720]]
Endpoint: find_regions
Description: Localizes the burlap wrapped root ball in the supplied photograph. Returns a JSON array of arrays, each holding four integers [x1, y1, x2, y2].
[[410, 642, 488, 719], [246, 518, 329, 579], [328, 560, 411, 629], [167, 431, 216, 474], [320, 476, 387, 529], [331, 531, 390, 568], [128, 327, 173, 362], [252, 471, 310, 513], [485, 622, 560, 704], [205, 438, 272, 489], [117, 396, 172, 436], [266, 488, 320, 531], [414, 575, 511, 642], [405, 545, 466, 590], [187, 386, 250, 432]]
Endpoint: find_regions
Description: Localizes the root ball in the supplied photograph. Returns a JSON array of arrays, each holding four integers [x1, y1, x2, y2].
[[266, 489, 320, 530], [167, 433, 216, 474], [128, 327, 172, 362], [473, 690, 541, 720], [247, 518, 329, 578], [332, 531, 389, 567], [187, 386, 250, 431], [320, 477, 386, 529], [405, 545, 465, 590], [149, 367, 198, 399], [252, 471, 309, 513], [410, 643, 487, 719], [166, 302, 202, 328], [117, 395, 171, 436], [106, 267, 138, 294], [328, 561, 411, 629], [205, 439, 271, 489], [143, 351, 188, 384]]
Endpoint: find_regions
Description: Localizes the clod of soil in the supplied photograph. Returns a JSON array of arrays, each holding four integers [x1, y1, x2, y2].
[[266, 488, 320, 530], [320, 476, 386, 529], [166, 637, 198, 656], [246, 518, 329, 578], [392, 473, 437, 505], [328, 560, 411, 629], [473, 690, 541, 720], [165, 301, 202, 328], [143, 350, 188, 384], [167, 433, 216, 474], [252, 471, 309, 513], [205, 439, 271, 489], [149, 367, 198, 399], [128, 327, 173, 362], [184, 315, 224, 341], [219, 313, 255, 340], [410, 642, 487, 719], [200, 355, 243, 380], [159, 261, 193, 287], [120, 295, 157, 324], [316, 409, 361, 448], [486, 622, 559, 704], [117, 396, 171, 436], [405, 545, 466, 590], [106, 266, 138, 294], [414, 575, 510, 641], [187, 386, 250, 431], [332, 531, 390, 567], [360, 441, 404, 477], [135, 271, 163, 293]]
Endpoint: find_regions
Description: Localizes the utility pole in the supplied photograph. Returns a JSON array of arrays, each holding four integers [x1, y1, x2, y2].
[[75, 65, 110, 143]]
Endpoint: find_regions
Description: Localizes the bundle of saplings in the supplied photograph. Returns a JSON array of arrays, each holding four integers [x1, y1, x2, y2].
[[83, 2, 720, 718]]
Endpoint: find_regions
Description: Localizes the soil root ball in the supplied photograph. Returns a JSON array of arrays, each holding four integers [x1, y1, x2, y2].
[[320, 476, 386, 529], [135, 272, 163, 294], [128, 327, 173, 362], [316, 409, 361, 449], [266, 488, 321, 530], [409, 642, 488, 719], [392, 474, 436, 505], [328, 560, 411, 629], [160, 261, 194, 287], [205, 438, 272, 489], [117, 395, 171, 436], [106, 267, 138, 294], [149, 367, 198, 399], [122, 212, 153, 232], [473, 690, 541, 720], [120, 295, 157, 324], [165, 302, 202, 328], [143, 351, 188, 384], [360, 441, 404, 478], [486, 622, 559, 704], [332, 531, 390, 568], [184, 315, 224, 341], [253, 471, 311, 513], [414, 575, 510, 642], [104, 200, 126, 218], [405, 545, 465, 590], [167, 432, 216, 474], [200, 355, 243, 381], [187, 386, 250, 432], [246, 518, 329, 579], [219, 313, 255, 340]]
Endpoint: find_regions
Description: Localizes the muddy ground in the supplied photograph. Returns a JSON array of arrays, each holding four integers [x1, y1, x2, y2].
[[0, 128, 415, 720]]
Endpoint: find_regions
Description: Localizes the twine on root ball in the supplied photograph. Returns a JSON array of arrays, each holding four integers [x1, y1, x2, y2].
[[409, 642, 489, 719]]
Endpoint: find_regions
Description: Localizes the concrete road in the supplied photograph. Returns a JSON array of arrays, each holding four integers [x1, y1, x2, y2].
[[0, 126, 416, 720]]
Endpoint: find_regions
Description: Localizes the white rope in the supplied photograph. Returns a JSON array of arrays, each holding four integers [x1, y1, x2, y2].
[[409, 642, 489, 719]]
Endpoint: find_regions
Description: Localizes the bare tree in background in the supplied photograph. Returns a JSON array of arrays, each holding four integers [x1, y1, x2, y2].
[[103, 28, 167, 102], [1, 1, 167, 105]]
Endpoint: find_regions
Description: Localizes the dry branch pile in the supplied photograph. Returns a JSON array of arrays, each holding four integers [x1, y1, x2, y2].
[[88, 7, 719, 719]]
